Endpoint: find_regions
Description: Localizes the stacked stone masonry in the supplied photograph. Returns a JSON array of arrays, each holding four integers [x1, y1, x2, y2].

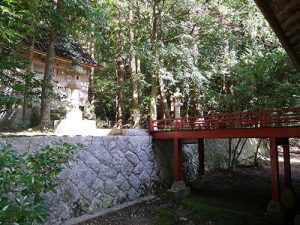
[[0, 133, 169, 224]]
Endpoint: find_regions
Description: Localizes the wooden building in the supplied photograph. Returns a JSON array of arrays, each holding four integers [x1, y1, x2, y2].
[[0, 31, 98, 130]]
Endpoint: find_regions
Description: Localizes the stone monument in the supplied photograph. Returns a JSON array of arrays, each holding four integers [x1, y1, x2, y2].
[[55, 61, 96, 134], [172, 88, 183, 118]]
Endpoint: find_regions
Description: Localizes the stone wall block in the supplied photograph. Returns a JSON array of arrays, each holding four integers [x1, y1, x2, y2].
[[129, 173, 141, 190], [117, 137, 130, 153], [115, 190, 127, 203], [128, 136, 141, 153], [136, 150, 148, 164], [145, 161, 154, 175], [121, 158, 134, 177], [67, 161, 89, 186], [102, 193, 114, 208], [139, 170, 151, 184], [91, 179, 104, 193], [140, 136, 152, 150], [68, 136, 93, 149], [91, 145, 116, 167], [125, 151, 140, 167], [83, 169, 97, 187], [115, 173, 131, 192], [28, 136, 50, 151], [128, 188, 139, 201], [104, 178, 119, 196], [102, 136, 118, 151], [78, 181, 95, 202], [49, 201, 70, 224], [88, 197, 103, 213], [4, 137, 31, 153], [60, 180, 81, 203], [110, 148, 125, 164], [133, 162, 144, 175], [99, 163, 117, 179], [78, 150, 101, 173]]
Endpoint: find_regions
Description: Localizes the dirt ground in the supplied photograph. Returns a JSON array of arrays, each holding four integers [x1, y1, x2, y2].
[[79, 155, 300, 225]]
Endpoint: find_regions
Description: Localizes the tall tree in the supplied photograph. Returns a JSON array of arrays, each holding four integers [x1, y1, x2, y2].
[[129, 2, 141, 128]]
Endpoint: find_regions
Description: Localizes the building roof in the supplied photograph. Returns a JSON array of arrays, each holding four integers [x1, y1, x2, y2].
[[25, 30, 97, 66], [254, 0, 300, 70]]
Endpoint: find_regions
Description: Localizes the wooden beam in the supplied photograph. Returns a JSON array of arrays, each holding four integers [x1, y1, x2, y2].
[[282, 11, 300, 29], [254, 0, 300, 70], [290, 30, 300, 44], [286, 23, 300, 35], [276, 0, 300, 21], [295, 42, 300, 51]]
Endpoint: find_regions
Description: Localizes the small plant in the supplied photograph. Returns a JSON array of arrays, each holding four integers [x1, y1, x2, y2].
[[0, 141, 81, 224]]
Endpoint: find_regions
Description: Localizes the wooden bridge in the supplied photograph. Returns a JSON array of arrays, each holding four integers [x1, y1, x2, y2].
[[149, 108, 300, 214]]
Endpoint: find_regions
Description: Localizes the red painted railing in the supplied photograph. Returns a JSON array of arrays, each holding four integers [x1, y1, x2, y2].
[[150, 108, 300, 131]]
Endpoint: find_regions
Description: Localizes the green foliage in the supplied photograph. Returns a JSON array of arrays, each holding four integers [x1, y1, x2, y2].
[[0, 142, 81, 224], [0, 52, 41, 113], [92, 0, 300, 123], [1, 0, 300, 125]]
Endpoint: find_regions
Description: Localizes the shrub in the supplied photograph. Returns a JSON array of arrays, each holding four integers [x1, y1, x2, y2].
[[0, 141, 81, 224]]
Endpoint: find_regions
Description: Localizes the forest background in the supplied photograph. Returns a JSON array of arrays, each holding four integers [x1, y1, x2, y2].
[[0, 0, 299, 129]]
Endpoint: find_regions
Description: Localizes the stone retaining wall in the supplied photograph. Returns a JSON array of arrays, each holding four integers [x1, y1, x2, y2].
[[0, 132, 169, 224]]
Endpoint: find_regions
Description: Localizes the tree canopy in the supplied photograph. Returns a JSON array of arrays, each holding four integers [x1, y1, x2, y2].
[[0, 0, 299, 129]]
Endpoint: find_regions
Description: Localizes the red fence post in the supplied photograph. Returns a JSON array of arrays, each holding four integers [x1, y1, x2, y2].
[[174, 138, 182, 181], [264, 111, 268, 127], [150, 118, 153, 131], [270, 138, 280, 201]]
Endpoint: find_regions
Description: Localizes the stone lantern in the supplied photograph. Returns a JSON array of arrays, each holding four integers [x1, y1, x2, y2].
[[172, 88, 183, 118], [65, 61, 84, 121], [55, 60, 97, 135]]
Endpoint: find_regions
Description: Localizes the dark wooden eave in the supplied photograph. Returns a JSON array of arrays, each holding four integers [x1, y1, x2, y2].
[[254, 0, 300, 70]]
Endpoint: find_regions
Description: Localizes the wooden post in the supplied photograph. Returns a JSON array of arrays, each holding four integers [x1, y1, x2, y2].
[[198, 139, 205, 176], [270, 138, 280, 201], [282, 139, 291, 187], [174, 138, 182, 181]]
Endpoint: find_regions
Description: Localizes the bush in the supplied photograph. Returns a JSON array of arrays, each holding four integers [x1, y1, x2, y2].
[[0, 141, 81, 224]]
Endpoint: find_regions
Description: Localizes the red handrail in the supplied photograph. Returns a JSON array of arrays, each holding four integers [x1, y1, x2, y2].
[[149, 108, 300, 131]]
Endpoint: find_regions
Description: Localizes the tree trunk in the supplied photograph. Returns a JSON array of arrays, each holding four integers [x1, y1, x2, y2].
[[40, 27, 57, 128], [150, 1, 159, 124], [88, 26, 95, 104], [23, 36, 35, 126], [129, 5, 141, 128], [158, 71, 170, 119], [150, 73, 158, 123], [189, 84, 202, 116], [116, 59, 125, 127], [254, 138, 262, 166]]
